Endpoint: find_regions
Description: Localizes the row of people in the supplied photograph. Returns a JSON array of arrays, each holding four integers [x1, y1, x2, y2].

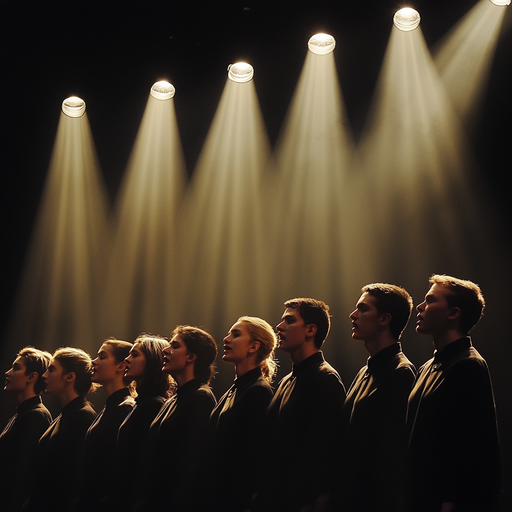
[[0, 274, 502, 512]]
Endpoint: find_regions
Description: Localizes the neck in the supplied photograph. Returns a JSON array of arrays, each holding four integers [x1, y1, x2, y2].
[[234, 359, 258, 378], [16, 389, 37, 405], [433, 329, 464, 352], [102, 379, 127, 398], [173, 365, 196, 388], [290, 343, 320, 365], [364, 333, 397, 357], [59, 387, 80, 408]]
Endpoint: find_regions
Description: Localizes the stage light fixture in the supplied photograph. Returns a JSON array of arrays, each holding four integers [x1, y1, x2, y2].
[[227, 62, 254, 83], [62, 96, 86, 118], [308, 33, 336, 55], [393, 8, 421, 31], [489, 0, 510, 5], [150, 80, 175, 100]]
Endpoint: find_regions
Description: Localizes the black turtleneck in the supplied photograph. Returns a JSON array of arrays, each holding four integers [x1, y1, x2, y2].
[[406, 337, 502, 512], [339, 342, 416, 512]]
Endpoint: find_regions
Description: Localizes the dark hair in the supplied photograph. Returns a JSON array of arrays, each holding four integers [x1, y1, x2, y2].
[[284, 298, 331, 349], [53, 347, 96, 396], [362, 283, 413, 340], [133, 334, 173, 398], [18, 346, 52, 395], [102, 338, 134, 388], [171, 326, 217, 385], [430, 275, 485, 334]]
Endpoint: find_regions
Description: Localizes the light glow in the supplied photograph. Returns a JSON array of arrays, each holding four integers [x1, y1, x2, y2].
[[489, 0, 510, 5], [62, 96, 86, 118], [308, 33, 336, 55], [150, 80, 175, 100], [393, 8, 421, 32], [227, 62, 254, 83]]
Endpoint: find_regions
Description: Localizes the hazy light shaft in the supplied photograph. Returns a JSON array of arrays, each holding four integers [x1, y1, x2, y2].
[[100, 95, 186, 339], [6, 113, 109, 353]]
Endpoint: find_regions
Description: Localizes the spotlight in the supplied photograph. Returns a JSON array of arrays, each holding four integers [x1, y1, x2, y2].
[[62, 96, 86, 118], [227, 62, 254, 83], [393, 8, 421, 32], [489, 0, 510, 5], [308, 33, 336, 55], [150, 80, 175, 100]]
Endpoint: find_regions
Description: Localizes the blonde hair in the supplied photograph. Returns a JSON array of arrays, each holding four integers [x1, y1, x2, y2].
[[238, 316, 278, 382], [53, 347, 99, 396]]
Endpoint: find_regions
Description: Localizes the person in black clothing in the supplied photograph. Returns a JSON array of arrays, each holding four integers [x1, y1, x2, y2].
[[74, 338, 135, 511], [256, 298, 346, 512], [210, 316, 277, 512], [105, 334, 172, 512], [406, 275, 501, 512], [141, 325, 217, 512], [1, 347, 52, 512], [339, 283, 416, 512], [26, 347, 97, 512]]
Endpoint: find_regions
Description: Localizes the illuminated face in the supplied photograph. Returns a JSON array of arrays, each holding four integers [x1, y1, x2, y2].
[[276, 308, 309, 354], [223, 321, 255, 365], [124, 344, 146, 383], [4, 356, 31, 393], [349, 292, 382, 341], [43, 358, 67, 396], [416, 283, 452, 336], [92, 344, 120, 385], [162, 335, 191, 378]]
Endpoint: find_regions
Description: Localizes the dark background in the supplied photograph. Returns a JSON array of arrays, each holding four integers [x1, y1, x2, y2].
[[2, 0, 511, 509]]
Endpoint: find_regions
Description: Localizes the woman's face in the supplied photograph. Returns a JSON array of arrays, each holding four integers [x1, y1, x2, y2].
[[42, 358, 68, 396], [162, 335, 192, 377], [91, 343, 120, 385], [223, 321, 256, 365], [124, 344, 146, 383]]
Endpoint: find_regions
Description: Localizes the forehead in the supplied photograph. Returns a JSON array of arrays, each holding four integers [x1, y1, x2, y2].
[[282, 307, 304, 321], [50, 358, 64, 370], [357, 292, 377, 306], [12, 355, 27, 368], [98, 343, 114, 355], [170, 334, 184, 344], [427, 283, 448, 299], [230, 321, 248, 332]]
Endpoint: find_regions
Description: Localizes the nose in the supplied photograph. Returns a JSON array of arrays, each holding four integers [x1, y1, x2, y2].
[[92, 356, 99, 364], [223, 334, 231, 343], [276, 320, 285, 332], [349, 309, 357, 320], [416, 301, 425, 312], [42, 370, 49, 380]]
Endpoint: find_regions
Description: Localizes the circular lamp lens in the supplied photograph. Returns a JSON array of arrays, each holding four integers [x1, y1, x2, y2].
[[489, 0, 510, 5], [308, 33, 336, 55], [393, 8, 421, 32], [62, 96, 86, 118], [150, 80, 175, 100], [227, 62, 254, 83]]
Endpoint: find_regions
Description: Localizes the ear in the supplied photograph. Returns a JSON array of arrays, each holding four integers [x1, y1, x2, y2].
[[305, 323, 318, 340], [247, 340, 261, 354], [26, 371, 38, 385], [448, 306, 461, 322], [379, 312, 392, 327], [64, 371, 76, 385], [116, 360, 127, 375], [186, 352, 198, 364]]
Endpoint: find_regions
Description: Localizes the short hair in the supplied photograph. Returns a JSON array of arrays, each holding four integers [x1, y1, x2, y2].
[[430, 274, 485, 334], [284, 298, 331, 349], [53, 347, 96, 396], [238, 316, 278, 382], [171, 326, 218, 385], [102, 338, 134, 388], [362, 283, 413, 340], [133, 334, 173, 398], [18, 346, 52, 395]]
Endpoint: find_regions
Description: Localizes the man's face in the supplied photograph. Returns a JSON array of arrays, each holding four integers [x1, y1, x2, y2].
[[416, 283, 452, 336], [276, 307, 309, 353], [4, 356, 31, 393], [349, 292, 382, 341]]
